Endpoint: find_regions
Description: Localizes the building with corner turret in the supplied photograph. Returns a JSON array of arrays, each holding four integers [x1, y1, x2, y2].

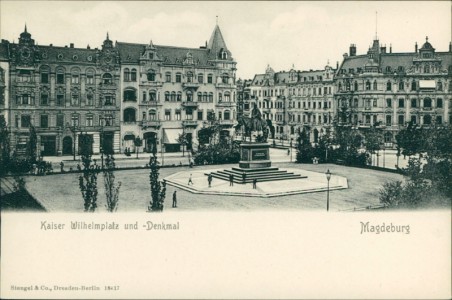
[[334, 36, 452, 148]]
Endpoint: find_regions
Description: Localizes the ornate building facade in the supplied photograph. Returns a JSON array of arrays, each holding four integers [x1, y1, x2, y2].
[[0, 24, 236, 156], [249, 64, 336, 144], [334, 37, 452, 147], [2, 27, 121, 157], [116, 24, 237, 153]]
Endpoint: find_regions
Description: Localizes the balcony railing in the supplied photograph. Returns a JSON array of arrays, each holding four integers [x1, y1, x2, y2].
[[141, 120, 161, 128], [182, 101, 199, 108], [182, 120, 198, 127], [182, 82, 200, 89]]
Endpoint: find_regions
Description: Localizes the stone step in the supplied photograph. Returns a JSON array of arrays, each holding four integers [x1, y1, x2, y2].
[[218, 169, 294, 177], [209, 173, 304, 183]]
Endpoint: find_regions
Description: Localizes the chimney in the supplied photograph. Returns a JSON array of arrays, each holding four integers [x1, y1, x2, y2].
[[449, 42, 451, 52], [87, 44, 90, 49], [49, 43, 53, 47], [336, 61, 339, 69], [343, 53, 348, 59], [415, 42, 418, 53], [349, 44, 356, 56], [70, 43, 74, 48], [380, 46, 386, 54], [390, 44, 392, 53]]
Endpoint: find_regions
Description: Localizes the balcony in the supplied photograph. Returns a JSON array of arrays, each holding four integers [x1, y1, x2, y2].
[[215, 82, 234, 89], [216, 101, 235, 107], [182, 120, 198, 127], [182, 82, 200, 90], [218, 119, 235, 126], [182, 101, 199, 108], [422, 107, 432, 111], [141, 120, 161, 129]]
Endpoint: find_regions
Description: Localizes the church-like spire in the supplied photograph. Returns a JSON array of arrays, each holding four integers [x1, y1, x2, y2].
[[207, 23, 229, 58], [24, 23, 28, 33]]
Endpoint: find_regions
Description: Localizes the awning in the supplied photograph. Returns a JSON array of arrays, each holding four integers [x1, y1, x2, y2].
[[163, 129, 183, 144], [419, 80, 435, 89], [123, 134, 135, 141]]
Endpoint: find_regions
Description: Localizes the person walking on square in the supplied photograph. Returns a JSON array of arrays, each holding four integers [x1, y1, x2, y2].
[[188, 173, 194, 185], [60, 161, 65, 173], [172, 191, 177, 208], [208, 173, 212, 187], [242, 172, 246, 184], [253, 178, 257, 189], [229, 174, 234, 186]]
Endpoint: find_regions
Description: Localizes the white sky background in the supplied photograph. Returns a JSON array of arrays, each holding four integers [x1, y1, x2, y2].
[[0, 1, 450, 79]]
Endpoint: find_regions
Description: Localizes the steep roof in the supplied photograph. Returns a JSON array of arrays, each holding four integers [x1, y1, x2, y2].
[[116, 42, 214, 67], [207, 25, 228, 53]]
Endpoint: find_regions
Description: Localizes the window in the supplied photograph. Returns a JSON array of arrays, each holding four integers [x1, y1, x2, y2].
[[147, 70, 155, 81], [86, 70, 94, 84], [423, 98, 432, 108], [56, 69, 65, 84], [423, 115, 431, 125], [208, 92, 213, 102], [71, 115, 79, 127], [398, 99, 405, 108], [165, 72, 171, 82], [124, 68, 130, 81], [71, 74, 80, 84], [104, 95, 114, 105], [102, 115, 113, 126], [354, 81, 358, 91], [186, 72, 193, 83], [71, 93, 79, 106], [142, 91, 147, 102], [41, 93, 49, 106], [86, 115, 93, 127], [207, 74, 213, 84], [411, 81, 416, 91], [21, 115, 31, 128], [56, 94, 64, 106], [197, 110, 203, 121], [338, 82, 342, 91], [39, 115, 48, 128], [176, 73, 182, 83], [186, 110, 193, 120], [218, 111, 222, 120], [171, 92, 176, 102], [219, 92, 223, 102], [149, 90, 156, 101], [365, 80, 371, 90], [40, 70, 49, 84], [437, 98, 443, 108], [398, 115, 404, 125], [123, 88, 137, 101], [102, 73, 112, 84], [386, 81, 392, 91], [177, 92, 182, 102], [124, 108, 136, 122], [373, 99, 377, 107], [165, 92, 170, 101], [142, 112, 147, 121], [386, 115, 392, 126], [399, 81, 404, 91], [86, 92, 94, 106], [18, 70, 32, 83], [411, 115, 417, 124], [222, 73, 229, 84], [131, 69, 137, 82], [345, 81, 350, 91], [224, 92, 230, 102], [56, 114, 64, 128], [436, 116, 442, 124], [186, 91, 193, 102], [373, 80, 377, 90], [149, 110, 156, 121], [386, 99, 392, 108], [437, 82, 443, 91], [175, 110, 181, 120], [165, 110, 171, 120], [224, 110, 231, 120], [197, 92, 202, 102], [365, 99, 371, 108], [411, 99, 417, 108]]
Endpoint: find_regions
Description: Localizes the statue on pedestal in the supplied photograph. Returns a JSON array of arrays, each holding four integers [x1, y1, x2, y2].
[[235, 103, 268, 142]]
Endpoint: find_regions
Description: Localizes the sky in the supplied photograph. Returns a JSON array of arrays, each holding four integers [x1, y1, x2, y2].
[[1, 1, 450, 79]]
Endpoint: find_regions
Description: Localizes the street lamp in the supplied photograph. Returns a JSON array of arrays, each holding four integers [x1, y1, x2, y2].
[[325, 169, 331, 211], [290, 138, 293, 162]]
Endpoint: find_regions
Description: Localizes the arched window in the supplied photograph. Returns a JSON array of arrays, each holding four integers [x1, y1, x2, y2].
[[131, 68, 137, 82], [354, 81, 358, 91], [86, 69, 95, 85], [165, 91, 170, 101], [71, 68, 80, 84], [124, 68, 130, 81], [176, 92, 182, 101], [365, 80, 371, 90], [102, 73, 112, 84], [123, 108, 136, 122], [171, 92, 176, 101], [149, 90, 156, 101], [203, 92, 208, 102], [224, 92, 231, 102], [56, 67, 65, 84], [148, 109, 156, 121], [197, 92, 202, 102], [373, 80, 378, 90], [218, 92, 223, 102], [411, 80, 417, 91], [147, 70, 156, 81], [186, 91, 193, 102], [123, 88, 137, 102], [386, 81, 392, 91], [208, 92, 213, 102], [40, 89, 49, 106]]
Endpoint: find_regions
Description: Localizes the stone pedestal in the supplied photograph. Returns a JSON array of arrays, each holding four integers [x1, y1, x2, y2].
[[239, 143, 271, 169]]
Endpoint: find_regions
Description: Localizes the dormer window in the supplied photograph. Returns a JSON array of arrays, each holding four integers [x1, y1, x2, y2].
[[220, 50, 227, 60], [149, 53, 154, 59]]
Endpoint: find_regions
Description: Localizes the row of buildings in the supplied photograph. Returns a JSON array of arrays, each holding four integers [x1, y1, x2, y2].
[[0, 25, 451, 157]]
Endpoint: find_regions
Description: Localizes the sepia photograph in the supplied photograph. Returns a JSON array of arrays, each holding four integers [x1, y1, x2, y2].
[[1, 1, 451, 299]]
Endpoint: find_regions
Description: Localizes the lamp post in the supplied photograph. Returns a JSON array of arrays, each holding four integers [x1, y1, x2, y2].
[[325, 169, 331, 211], [290, 138, 293, 162], [66, 122, 78, 161]]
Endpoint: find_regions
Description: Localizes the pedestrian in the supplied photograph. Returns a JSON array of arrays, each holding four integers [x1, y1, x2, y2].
[[189, 157, 194, 168], [229, 174, 234, 186], [287, 149, 290, 155], [188, 173, 194, 185], [60, 161, 64, 173], [172, 191, 177, 208], [77, 163, 81, 171], [253, 178, 257, 189], [208, 173, 212, 187], [242, 172, 246, 184]]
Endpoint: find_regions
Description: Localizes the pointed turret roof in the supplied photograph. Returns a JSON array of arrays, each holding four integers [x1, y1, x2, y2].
[[207, 25, 228, 53]]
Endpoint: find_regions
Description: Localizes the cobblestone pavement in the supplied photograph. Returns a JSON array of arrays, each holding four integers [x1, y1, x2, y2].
[[24, 162, 404, 212]]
